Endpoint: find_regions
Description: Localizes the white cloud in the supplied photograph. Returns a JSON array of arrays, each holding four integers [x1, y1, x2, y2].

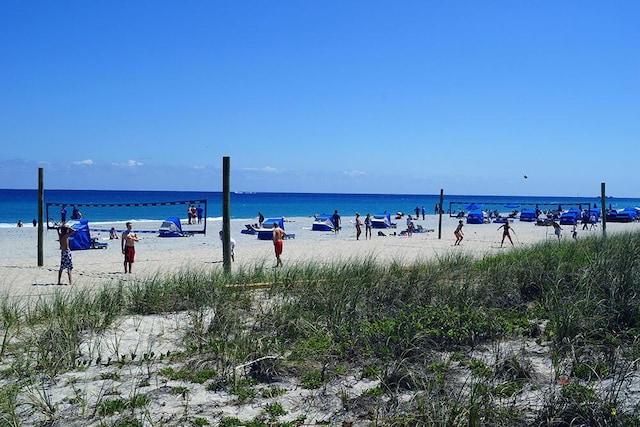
[[112, 160, 143, 167], [73, 159, 94, 165]]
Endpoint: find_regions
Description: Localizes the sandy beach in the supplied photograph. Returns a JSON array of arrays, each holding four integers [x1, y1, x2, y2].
[[3, 214, 639, 300], [3, 214, 640, 425]]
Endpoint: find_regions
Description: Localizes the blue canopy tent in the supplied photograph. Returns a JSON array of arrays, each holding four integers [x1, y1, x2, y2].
[[69, 220, 92, 250], [560, 209, 580, 225], [312, 214, 334, 231], [371, 213, 396, 229], [258, 218, 285, 240], [519, 209, 537, 222], [159, 217, 191, 237], [67, 219, 107, 250], [467, 210, 485, 224]]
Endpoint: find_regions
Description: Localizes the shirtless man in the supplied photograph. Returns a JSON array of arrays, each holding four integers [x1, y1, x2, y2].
[[57, 223, 76, 285], [121, 222, 139, 273], [272, 222, 286, 267]]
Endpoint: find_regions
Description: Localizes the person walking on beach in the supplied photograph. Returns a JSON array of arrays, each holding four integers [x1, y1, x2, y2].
[[364, 213, 372, 239], [57, 223, 76, 285], [552, 220, 562, 240], [454, 220, 464, 245], [355, 213, 363, 240], [414, 206, 420, 219], [581, 211, 589, 230], [272, 221, 286, 267], [421, 206, 426, 220], [332, 210, 341, 234], [497, 221, 515, 247], [60, 205, 67, 223], [121, 221, 139, 273]]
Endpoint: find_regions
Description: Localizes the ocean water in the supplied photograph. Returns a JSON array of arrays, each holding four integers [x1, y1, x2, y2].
[[2, 188, 639, 228]]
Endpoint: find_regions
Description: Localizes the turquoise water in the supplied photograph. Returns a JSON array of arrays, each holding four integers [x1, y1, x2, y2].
[[1, 188, 637, 228]]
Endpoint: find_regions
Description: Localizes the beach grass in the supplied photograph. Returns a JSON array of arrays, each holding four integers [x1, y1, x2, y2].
[[2, 232, 640, 425]]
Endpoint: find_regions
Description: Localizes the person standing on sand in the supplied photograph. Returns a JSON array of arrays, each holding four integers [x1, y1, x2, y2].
[[219, 230, 235, 262], [364, 213, 372, 239], [57, 223, 76, 285], [454, 220, 464, 245], [272, 221, 286, 267], [332, 210, 341, 234], [497, 221, 515, 247], [258, 212, 265, 228], [355, 213, 363, 240], [121, 222, 139, 273], [196, 205, 204, 224]]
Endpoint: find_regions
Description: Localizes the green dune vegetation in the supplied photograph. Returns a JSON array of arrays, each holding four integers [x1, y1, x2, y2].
[[2, 231, 640, 426]]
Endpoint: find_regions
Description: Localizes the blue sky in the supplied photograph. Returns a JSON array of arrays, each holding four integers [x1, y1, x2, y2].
[[1, 1, 638, 197]]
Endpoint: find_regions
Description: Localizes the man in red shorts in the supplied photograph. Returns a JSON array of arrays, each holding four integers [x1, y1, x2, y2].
[[121, 221, 139, 273], [272, 221, 286, 267]]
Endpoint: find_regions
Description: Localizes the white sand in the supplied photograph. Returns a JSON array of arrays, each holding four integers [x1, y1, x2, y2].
[[2, 214, 638, 300]]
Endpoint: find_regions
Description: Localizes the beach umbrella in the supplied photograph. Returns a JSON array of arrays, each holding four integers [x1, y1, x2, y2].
[[465, 203, 483, 210]]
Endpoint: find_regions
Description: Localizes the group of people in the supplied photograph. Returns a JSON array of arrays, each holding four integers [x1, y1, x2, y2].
[[56, 221, 139, 285], [353, 212, 374, 240], [453, 216, 574, 247], [454, 219, 518, 247], [187, 205, 204, 225]]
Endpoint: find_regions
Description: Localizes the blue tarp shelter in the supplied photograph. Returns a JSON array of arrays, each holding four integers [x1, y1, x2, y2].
[[371, 213, 396, 229], [312, 214, 334, 231], [519, 209, 537, 222], [467, 210, 485, 224], [159, 217, 189, 237], [258, 218, 285, 240], [69, 220, 93, 250]]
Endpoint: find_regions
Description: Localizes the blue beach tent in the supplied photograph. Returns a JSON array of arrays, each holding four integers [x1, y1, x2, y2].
[[159, 217, 190, 237], [519, 209, 537, 222], [69, 220, 92, 250], [467, 210, 485, 224], [371, 213, 396, 229], [258, 218, 285, 240], [312, 214, 334, 231]]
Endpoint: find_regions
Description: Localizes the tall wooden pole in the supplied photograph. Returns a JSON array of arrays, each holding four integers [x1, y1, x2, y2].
[[601, 182, 606, 237], [438, 189, 444, 239], [38, 168, 44, 266], [222, 157, 232, 273]]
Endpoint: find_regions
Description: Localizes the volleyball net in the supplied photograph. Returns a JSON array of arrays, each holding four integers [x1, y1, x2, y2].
[[45, 199, 208, 235]]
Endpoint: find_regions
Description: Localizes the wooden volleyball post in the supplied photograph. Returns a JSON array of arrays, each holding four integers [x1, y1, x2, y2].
[[222, 156, 232, 273]]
